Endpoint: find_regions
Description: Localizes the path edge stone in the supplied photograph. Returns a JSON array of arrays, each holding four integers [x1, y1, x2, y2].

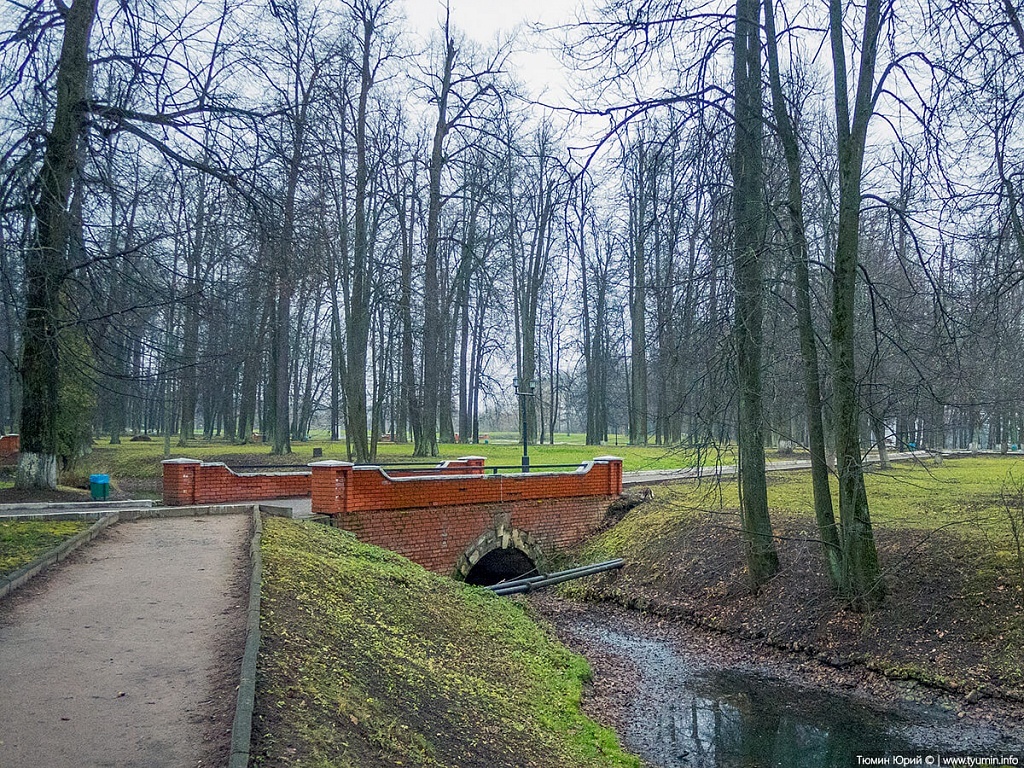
[[229, 505, 264, 768], [0, 513, 119, 598]]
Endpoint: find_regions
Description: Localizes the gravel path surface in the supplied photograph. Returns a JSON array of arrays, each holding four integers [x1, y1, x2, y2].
[[0, 515, 248, 768]]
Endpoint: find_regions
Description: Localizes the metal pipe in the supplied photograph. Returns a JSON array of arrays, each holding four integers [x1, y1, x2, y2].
[[488, 559, 624, 596], [486, 559, 624, 591]]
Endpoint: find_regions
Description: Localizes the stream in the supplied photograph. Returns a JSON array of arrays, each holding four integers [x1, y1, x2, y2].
[[533, 598, 1024, 768]]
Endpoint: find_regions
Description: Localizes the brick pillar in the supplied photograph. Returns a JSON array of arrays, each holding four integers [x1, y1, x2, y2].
[[457, 456, 487, 475], [162, 458, 201, 505], [594, 456, 624, 495], [310, 460, 353, 514]]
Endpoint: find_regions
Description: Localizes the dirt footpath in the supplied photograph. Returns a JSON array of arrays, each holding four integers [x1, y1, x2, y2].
[[0, 515, 249, 768]]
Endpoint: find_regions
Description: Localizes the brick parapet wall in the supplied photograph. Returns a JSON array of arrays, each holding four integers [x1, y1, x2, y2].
[[161, 455, 494, 507], [309, 457, 623, 515], [162, 458, 310, 505]]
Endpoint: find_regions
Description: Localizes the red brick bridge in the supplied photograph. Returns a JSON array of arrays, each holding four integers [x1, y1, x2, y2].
[[162, 455, 623, 583]]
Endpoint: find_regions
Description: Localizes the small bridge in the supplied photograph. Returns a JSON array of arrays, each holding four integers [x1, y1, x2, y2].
[[162, 456, 623, 583]]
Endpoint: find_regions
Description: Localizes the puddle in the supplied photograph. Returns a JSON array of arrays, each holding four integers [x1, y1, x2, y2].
[[559, 615, 1024, 768]]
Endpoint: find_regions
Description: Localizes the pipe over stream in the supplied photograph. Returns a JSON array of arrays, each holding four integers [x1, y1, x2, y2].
[[486, 558, 624, 596]]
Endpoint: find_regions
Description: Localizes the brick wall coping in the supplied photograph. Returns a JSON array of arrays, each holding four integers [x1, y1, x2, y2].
[[160, 454, 622, 479], [310, 456, 624, 484], [163, 455, 625, 481], [161, 458, 308, 478]]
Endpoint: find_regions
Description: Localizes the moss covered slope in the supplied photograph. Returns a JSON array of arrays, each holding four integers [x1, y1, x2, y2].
[[252, 517, 638, 768]]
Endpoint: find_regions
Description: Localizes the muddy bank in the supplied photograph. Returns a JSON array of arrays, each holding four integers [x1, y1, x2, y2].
[[529, 595, 1024, 768], [568, 483, 1024, 700]]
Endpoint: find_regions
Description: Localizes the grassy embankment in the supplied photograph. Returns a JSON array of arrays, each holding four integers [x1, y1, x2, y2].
[[253, 517, 639, 768], [0, 519, 90, 575], [568, 456, 1024, 698]]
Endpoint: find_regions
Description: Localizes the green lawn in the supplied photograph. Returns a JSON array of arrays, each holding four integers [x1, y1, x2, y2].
[[594, 455, 1024, 565], [79, 435, 730, 480], [252, 517, 639, 768], [0, 519, 91, 574]]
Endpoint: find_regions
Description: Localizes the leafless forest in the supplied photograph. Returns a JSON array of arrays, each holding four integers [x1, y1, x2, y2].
[[2, 0, 1023, 572]]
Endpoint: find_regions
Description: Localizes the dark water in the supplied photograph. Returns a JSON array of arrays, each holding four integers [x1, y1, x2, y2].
[[568, 619, 1023, 768]]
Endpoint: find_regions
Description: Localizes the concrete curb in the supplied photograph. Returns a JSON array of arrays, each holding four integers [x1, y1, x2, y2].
[[0, 513, 119, 598], [0, 499, 155, 515], [229, 506, 263, 768], [118, 504, 254, 521], [0, 510, 115, 522]]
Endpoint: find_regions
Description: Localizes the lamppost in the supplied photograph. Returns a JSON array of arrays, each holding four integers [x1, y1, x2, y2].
[[513, 376, 535, 473]]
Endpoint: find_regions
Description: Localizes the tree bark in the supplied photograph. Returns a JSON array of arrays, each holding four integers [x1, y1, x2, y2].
[[17, 0, 99, 489], [627, 138, 649, 445], [344, 3, 377, 463], [416, 33, 455, 457], [828, 0, 886, 608], [763, 0, 843, 590], [731, 0, 779, 589]]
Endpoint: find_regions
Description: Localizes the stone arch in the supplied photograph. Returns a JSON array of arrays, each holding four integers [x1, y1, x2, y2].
[[454, 519, 546, 585]]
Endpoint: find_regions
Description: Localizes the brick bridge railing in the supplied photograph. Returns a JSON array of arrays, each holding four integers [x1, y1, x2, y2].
[[162, 455, 624, 576]]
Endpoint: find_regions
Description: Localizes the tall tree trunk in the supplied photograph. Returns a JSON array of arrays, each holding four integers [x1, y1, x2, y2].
[[416, 34, 455, 457], [17, 0, 99, 489], [398, 175, 417, 446], [627, 139, 649, 445], [271, 277, 291, 455], [579, 206, 602, 446], [764, 0, 843, 589], [732, 0, 779, 589], [177, 175, 207, 446], [329, 240, 342, 441], [828, 0, 886, 609], [458, 261, 471, 443], [344, 4, 377, 463]]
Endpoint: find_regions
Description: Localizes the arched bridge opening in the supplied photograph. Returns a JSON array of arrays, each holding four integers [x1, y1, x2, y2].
[[455, 523, 547, 586], [463, 546, 539, 586]]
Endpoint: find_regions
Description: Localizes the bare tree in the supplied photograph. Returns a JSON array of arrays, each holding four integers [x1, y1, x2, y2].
[[15, 0, 98, 488], [827, 0, 887, 608], [763, 0, 842, 589], [731, 0, 780, 587], [415, 17, 505, 456]]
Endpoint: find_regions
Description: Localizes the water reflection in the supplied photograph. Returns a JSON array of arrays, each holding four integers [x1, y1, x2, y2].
[[585, 625, 914, 768], [650, 671, 913, 767]]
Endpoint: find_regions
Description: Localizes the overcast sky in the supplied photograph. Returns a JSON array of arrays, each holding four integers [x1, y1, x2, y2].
[[401, 0, 586, 102], [402, 0, 574, 41]]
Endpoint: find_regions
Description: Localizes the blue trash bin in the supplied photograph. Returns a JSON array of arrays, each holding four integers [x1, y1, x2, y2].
[[89, 474, 110, 500]]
